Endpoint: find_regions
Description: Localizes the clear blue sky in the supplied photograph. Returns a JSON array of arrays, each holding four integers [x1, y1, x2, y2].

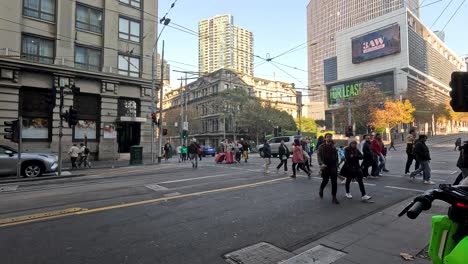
[[157, 0, 468, 86]]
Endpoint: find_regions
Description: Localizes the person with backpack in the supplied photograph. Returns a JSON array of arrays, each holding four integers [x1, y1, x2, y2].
[[409, 135, 434, 184], [78, 143, 91, 168], [276, 139, 289, 174], [262, 140, 272, 175]]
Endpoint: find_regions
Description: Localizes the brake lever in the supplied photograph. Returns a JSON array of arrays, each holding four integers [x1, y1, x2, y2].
[[398, 201, 415, 217]]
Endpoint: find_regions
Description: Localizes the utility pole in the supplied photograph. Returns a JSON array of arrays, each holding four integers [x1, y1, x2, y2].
[[184, 72, 188, 145], [158, 41, 165, 161], [17, 116, 22, 178], [58, 85, 64, 177], [150, 48, 156, 164]]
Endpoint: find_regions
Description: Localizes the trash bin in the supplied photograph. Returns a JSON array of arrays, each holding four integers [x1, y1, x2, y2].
[[130, 145, 143, 165]]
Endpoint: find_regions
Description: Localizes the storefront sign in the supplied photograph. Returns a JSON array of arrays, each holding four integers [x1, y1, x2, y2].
[[327, 72, 394, 106], [352, 24, 401, 64]]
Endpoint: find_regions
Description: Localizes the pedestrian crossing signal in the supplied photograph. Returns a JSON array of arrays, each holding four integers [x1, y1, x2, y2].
[[182, 130, 188, 139], [4, 120, 19, 143]]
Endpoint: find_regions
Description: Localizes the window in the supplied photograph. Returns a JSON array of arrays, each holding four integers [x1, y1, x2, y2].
[[75, 46, 101, 71], [23, 0, 55, 22], [22, 35, 54, 64], [76, 4, 102, 33], [73, 94, 100, 141], [20, 88, 52, 141], [119, 17, 140, 42], [118, 55, 140, 77], [119, 0, 141, 8]]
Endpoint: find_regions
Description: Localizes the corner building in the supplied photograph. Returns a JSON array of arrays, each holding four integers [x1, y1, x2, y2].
[[0, 0, 158, 160]]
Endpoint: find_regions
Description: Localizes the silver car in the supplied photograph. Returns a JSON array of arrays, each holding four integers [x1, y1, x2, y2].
[[0, 145, 58, 177]]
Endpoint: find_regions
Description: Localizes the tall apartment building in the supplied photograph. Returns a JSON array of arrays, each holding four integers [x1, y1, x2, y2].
[[306, 0, 419, 119], [0, 0, 159, 159], [198, 14, 254, 76]]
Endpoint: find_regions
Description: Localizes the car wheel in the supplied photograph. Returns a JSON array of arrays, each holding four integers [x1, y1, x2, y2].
[[259, 149, 264, 158], [212, 154, 215, 157], [22, 162, 44, 178]]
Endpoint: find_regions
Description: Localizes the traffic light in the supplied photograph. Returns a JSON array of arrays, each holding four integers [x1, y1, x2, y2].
[[182, 130, 188, 139], [151, 113, 157, 125], [68, 106, 78, 127], [4, 120, 19, 143], [46, 87, 56, 112], [450, 72, 468, 112], [162, 128, 168, 136]]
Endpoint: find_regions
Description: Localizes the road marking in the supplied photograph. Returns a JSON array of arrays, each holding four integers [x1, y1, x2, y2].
[[158, 172, 244, 184], [145, 184, 168, 191], [0, 208, 86, 227], [164, 192, 181, 197], [0, 185, 19, 192], [304, 176, 376, 186], [0, 177, 290, 228], [432, 170, 457, 175], [384, 186, 425, 193]]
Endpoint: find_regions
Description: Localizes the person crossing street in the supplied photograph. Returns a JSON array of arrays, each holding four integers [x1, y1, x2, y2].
[[276, 140, 289, 174], [410, 135, 434, 184], [317, 133, 340, 204]]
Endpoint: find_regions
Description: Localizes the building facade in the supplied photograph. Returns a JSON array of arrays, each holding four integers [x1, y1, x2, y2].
[[306, 0, 420, 120], [162, 69, 300, 147], [198, 14, 254, 76], [0, 0, 159, 160], [324, 9, 465, 132]]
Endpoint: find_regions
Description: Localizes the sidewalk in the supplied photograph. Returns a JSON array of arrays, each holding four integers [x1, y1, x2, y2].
[[285, 199, 448, 264]]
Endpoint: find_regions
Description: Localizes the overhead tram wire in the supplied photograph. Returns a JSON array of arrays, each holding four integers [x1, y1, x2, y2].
[[441, 0, 466, 31], [430, 0, 454, 29]]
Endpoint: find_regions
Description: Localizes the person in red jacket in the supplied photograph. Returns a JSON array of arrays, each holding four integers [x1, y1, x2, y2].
[[371, 133, 385, 176]]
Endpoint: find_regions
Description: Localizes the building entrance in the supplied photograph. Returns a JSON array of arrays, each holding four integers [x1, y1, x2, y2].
[[117, 122, 141, 153]]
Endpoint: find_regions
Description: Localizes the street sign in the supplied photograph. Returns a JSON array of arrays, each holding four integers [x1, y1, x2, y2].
[[183, 121, 188, 130], [148, 106, 160, 111], [174, 122, 178, 127]]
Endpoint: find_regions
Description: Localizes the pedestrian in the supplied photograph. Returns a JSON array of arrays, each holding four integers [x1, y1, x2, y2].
[[341, 141, 372, 201], [337, 146, 346, 184], [317, 133, 340, 204], [225, 140, 234, 164], [188, 140, 200, 168], [381, 146, 390, 172], [262, 139, 272, 175], [276, 139, 289, 174], [68, 143, 80, 169], [389, 139, 396, 151], [181, 144, 187, 162], [405, 129, 420, 174], [371, 133, 385, 176], [410, 135, 434, 184], [291, 138, 309, 178], [454, 140, 468, 185], [358, 135, 366, 153], [176, 145, 182, 163], [78, 143, 90, 168], [164, 142, 172, 160], [455, 137, 462, 151], [301, 138, 312, 175], [234, 140, 242, 163], [361, 135, 373, 177], [315, 135, 324, 152], [240, 138, 249, 163], [310, 139, 315, 167]]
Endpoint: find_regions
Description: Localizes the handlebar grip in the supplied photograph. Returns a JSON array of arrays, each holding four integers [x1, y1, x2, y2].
[[407, 201, 424, 219]]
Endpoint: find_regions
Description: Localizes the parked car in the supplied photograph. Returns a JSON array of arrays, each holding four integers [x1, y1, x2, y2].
[[257, 135, 302, 158], [201, 145, 216, 157], [0, 145, 58, 177]]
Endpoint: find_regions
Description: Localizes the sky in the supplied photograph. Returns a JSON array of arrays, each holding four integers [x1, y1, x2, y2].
[[157, 0, 468, 87]]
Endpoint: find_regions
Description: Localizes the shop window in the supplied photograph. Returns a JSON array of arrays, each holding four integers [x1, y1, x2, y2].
[[19, 88, 52, 141], [73, 94, 100, 140]]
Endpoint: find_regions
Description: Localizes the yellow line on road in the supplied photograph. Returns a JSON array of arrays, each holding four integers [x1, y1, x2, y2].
[[0, 177, 290, 228]]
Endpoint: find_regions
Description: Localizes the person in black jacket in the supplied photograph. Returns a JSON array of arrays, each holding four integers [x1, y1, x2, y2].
[[188, 140, 200, 168], [276, 140, 289, 174], [342, 141, 371, 201], [405, 129, 419, 174], [361, 135, 373, 177], [262, 140, 272, 175], [454, 140, 468, 185], [409, 135, 434, 184]]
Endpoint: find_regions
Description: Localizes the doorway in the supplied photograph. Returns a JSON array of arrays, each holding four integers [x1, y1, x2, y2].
[[117, 122, 141, 153]]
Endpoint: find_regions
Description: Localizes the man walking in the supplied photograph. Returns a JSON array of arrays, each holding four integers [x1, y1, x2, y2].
[[276, 140, 289, 174], [410, 135, 434, 184], [405, 129, 419, 174], [317, 133, 340, 204], [241, 139, 249, 163], [188, 140, 200, 168], [371, 133, 385, 176], [68, 143, 80, 170], [361, 135, 373, 177], [262, 140, 272, 175]]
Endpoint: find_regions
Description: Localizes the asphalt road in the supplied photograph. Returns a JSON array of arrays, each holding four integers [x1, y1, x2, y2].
[[0, 135, 462, 264]]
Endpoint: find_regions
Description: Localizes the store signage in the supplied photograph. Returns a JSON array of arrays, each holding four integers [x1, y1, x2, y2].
[[352, 24, 401, 64], [327, 72, 394, 106]]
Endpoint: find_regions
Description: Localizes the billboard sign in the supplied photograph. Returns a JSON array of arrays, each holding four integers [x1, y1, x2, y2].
[[327, 72, 394, 106], [352, 24, 401, 64]]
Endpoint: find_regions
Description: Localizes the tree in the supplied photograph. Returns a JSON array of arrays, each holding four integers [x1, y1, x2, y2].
[[294, 117, 317, 133], [350, 87, 387, 130], [371, 99, 415, 128]]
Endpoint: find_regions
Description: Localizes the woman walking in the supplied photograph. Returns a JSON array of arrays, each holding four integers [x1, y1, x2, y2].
[[291, 139, 310, 178], [276, 140, 289, 174], [341, 141, 372, 201]]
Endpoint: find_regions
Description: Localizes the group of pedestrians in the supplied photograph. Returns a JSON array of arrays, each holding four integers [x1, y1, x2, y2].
[[215, 139, 250, 164], [68, 143, 91, 169]]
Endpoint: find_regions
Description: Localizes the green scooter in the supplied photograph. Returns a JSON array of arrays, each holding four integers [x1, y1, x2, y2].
[[399, 184, 468, 264]]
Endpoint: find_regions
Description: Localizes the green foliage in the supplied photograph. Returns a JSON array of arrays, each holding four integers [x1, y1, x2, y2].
[[294, 117, 317, 133]]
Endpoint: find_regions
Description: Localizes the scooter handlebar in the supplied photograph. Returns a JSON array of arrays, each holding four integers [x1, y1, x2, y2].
[[407, 201, 425, 219]]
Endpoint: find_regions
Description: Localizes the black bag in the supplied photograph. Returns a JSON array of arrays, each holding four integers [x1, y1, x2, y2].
[[84, 147, 90, 155], [339, 163, 348, 177]]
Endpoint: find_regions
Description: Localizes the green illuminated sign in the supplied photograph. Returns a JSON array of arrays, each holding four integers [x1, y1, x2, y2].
[[329, 82, 362, 103]]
